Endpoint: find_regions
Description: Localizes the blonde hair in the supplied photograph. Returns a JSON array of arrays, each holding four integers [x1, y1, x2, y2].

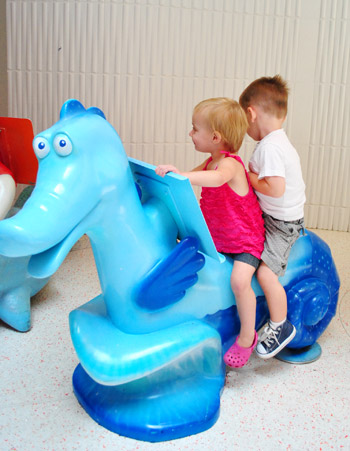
[[193, 97, 248, 153], [239, 75, 289, 119]]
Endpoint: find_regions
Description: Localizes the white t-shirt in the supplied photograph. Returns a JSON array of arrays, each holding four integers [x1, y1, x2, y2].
[[249, 129, 306, 221]]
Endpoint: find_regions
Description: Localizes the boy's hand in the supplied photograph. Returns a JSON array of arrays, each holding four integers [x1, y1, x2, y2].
[[248, 161, 258, 174], [249, 171, 285, 198], [155, 165, 180, 177], [248, 171, 258, 185]]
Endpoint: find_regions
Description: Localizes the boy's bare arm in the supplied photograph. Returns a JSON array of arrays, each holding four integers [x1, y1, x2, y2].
[[248, 172, 285, 198]]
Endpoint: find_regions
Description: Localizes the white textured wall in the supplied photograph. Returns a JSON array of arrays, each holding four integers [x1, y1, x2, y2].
[[6, 0, 350, 231]]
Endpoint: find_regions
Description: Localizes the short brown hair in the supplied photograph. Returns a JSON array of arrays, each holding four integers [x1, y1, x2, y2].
[[239, 75, 289, 119], [193, 98, 248, 153]]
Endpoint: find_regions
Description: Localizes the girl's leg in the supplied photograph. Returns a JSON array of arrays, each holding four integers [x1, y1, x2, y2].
[[230, 261, 257, 348], [256, 262, 287, 322]]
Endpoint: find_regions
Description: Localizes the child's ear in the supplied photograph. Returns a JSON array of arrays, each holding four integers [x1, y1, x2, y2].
[[247, 106, 257, 122], [212, 131, 222, 143]]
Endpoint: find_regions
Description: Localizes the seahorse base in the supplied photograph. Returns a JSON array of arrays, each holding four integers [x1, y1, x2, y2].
[[274, 342, 322, 364], [73, 362, 223, 442]]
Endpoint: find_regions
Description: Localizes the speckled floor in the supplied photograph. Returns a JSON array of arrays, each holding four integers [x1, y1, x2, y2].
[[1, 229, 349, 451]]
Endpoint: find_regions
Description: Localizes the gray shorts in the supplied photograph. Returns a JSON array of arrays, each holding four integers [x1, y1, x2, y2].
[[261, 214, 305, 277]]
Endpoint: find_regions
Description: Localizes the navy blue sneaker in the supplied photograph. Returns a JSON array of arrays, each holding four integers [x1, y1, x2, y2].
[[255, 319, 296, 359]]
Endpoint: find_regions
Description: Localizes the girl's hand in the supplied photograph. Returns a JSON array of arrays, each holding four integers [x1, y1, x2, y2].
[[155, 165, 180, 177]]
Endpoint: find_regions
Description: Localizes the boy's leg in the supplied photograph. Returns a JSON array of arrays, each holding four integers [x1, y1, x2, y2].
[[255, 262, 296, 359], [230, 260, 257, 348], [256, 262, 287, 322]]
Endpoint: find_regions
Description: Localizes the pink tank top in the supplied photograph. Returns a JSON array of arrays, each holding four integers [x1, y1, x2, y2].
[[200, 152, 265, 259]]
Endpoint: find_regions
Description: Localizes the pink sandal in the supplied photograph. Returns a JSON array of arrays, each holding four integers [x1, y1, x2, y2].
[[223, 331, 258, 368]]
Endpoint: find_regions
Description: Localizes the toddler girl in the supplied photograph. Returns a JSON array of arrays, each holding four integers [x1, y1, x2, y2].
[[156, 98, 265, 368]]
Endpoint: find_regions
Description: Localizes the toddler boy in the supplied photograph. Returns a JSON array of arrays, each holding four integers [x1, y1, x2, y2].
[[239, 75, 306, 358]]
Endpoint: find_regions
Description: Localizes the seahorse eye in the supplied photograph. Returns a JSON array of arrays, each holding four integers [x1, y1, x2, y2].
[[33, 136, 50, 159], [53, 134, 73, 156]]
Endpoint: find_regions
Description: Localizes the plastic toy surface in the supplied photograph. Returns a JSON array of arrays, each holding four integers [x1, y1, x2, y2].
[[0, 225, 50, 331], [0, 162, 48, 331], [0, 119, 48, 332], [0, 117, 38, 185], [0, 161, 16, 220], [0, 100, 340, 441]]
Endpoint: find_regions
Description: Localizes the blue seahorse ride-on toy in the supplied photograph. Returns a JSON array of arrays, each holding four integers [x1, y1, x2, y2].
[[0, 100, 340, 442]]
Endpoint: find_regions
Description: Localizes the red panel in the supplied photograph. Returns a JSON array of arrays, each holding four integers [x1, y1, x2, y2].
[[0, 117, 38, 184], [0, 160, 14, 178]]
